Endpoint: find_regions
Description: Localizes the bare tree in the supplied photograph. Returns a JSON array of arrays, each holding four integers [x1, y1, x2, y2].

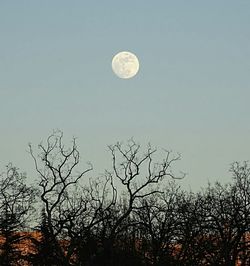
[[229, 162, 250, 265], [98, 140, 185, 265], [61, 176, 117, 265], [0, 163, 36, 266], [171, 189, 212, 266], [29, 131, 92, 265], [193, 167, 250, 266], [29, 134, 185, 266], [134, 181, 182, 266]]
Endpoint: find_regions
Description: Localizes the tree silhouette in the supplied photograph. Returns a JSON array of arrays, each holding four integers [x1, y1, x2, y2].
[[93, 140, 185, 266], [0, 163, 36, 266], [29, 130, 92, 265], [0, 131, 249, 265]]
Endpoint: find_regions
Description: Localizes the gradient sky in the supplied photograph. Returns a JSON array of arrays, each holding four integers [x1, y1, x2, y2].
[[0, 1, 249, 190]]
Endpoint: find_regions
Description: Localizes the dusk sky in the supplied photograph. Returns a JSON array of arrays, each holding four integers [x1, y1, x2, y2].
[[0, 1, 249, 190]]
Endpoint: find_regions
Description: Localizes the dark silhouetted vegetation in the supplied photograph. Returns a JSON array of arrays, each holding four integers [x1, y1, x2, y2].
[[0, 131, 249, 265]]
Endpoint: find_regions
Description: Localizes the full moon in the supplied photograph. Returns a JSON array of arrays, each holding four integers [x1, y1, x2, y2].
[[112, 51, 139, 79]]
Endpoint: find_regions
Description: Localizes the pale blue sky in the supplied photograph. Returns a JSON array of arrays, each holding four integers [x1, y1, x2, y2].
[[0, 1, 249, 190]]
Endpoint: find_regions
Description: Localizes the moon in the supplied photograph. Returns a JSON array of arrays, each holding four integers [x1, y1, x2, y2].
[[112, 51, 139, 79]]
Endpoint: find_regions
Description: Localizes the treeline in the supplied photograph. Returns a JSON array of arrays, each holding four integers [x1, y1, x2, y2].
[[0, 131, 250, 266]]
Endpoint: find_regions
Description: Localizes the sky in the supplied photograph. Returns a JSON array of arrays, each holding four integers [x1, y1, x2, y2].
[[0, 1, 249, 191]]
